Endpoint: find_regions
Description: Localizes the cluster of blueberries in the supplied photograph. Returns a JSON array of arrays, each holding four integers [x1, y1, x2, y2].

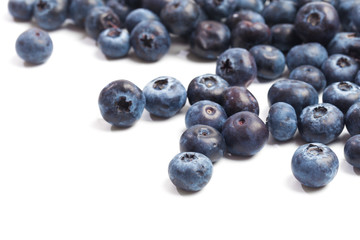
[[8, 0, 360, 192]]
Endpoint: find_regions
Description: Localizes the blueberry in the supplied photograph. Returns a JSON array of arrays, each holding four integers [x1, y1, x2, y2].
[[286, 42, 328, 70], [270, 24, 302, 53], [69, 0, 104, 28], [221, 111, 268, 156], [298, 103, 344, 144], [130, 20, 171, 62], [345, 102, 360, 136], [267, 79, 319, 116], [98, 80, 146, 128], [187, 73, 229, 105], [321, 54, 359, 85], [8, 0, 35, 21], [180, 124, 226, 163], [231, 20, 271, 49], [97, 27, 130, 58], [249, 44, 285, 80], [202, 0, 237, 20], [266, 102, 297, 142], [15, 27, 53, 65], [34, 0, 68, 31], [143, 76, 187, 118], [221, 86, 259, 116], [327, 32, 360, 60], [106, 0, 133, 24], [168, 152, 213, 192], [345, 134, 360, 168], [215, 48, 257, 87], [124, 8, 159, 33], [189, 20, 231, 60], [185, 100, 227, 132], [235, 0, 264, 13], [322, 81, 360, 114], [289, 65, 326, 92], [291, 143, 339, 188], [226, 9, 265, 30], [261, 0, 297, 26], [294, 2, 340, 45], [141, 0, 172, 15]]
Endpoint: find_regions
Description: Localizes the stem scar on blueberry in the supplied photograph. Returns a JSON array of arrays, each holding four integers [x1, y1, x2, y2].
[[307, 12, 321, 26], [313, 106, 327, 118], [307, 144, 323, 155], [200, 77, 217, 88], [338, 82, 352, 91], [116, 96, 132, 112], [181, 153, 197, 162], [198, 128, 210, 136], [36, 0, 48, 10], [107, 28, 122, 37], [205, 107, 215, 115], [153, 78, 168, 90], [140, 34, 154, 48], [238, 118, 246, 125], [337, 57, 351, 68], [220, 59, 233, 73]]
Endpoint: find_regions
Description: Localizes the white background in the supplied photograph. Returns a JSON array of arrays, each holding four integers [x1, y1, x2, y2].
[[1, 2, 360, 240]]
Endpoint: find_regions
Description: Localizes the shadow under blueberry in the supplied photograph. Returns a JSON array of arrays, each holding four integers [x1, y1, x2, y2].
[[223, 152, 253, 161], [164, 179, 200, 196], [286, 175, 326, 193]]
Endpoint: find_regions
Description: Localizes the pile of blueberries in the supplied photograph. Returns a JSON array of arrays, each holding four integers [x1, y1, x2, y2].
[[8, 0, 360, 192]]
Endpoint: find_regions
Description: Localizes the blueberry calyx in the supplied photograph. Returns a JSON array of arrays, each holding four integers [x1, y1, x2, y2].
[[336, 57, 351, 68], [220, 59, 233, 73], [238, 118, 246, 125], [306, 144, 323, 155], [205, 107, 215, 115], [181, 153, 197, 162], [200, 77, 217, 88], [140, 34, 154, 48], [116, 96, 132, 112], [198, 128, 210, 136], [153, 78, 168, 90], [36, 0, 48, 11], [313, 106, 327, 118], [101, 13, 120, 29], [307, 12, 321, 26], [338, 82, 353, 91]]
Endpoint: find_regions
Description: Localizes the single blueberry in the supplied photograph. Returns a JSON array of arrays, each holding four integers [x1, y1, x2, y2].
[[168, 152, 213, 192], [298, 103, 344, 144], [125, 8, 159, 33], [327, 32, 360, 61], [345, 102, 360, 136], [291, 143, 339, 188], [34, 0, 68, 31], [261, 0, 297, 26], [226, 9, 265, 30], [15, 27, 53, 65], [270, 24, 302, 53], [289, 65, 326, 92], [321, 54, 359, 85], [221, 86, 259, 116], [231, 20, 271, 49], [8, 0, 35, 21], [98, 80, 146, 128], [69, 0, 104, 28], [180, 124, 226, 163], [97, 27, 130, 59], [143, 76, 187, 118], [345, 134, 360, 168], [286, 43, 328, 70], [221, 111, 269, 156]]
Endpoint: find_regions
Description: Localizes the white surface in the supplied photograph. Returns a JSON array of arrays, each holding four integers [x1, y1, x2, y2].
[[1, 3, 360, 240]]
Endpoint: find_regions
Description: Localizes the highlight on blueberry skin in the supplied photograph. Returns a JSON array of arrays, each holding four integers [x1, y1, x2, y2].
[[15, 27, 53, 65], [344, 134, 360, 169], [168, 152, 213, 192], [98, 80, 146, 128], [97, 27, 130, 59], [291, 143, 339, 188], [143, 76, 187, 118]]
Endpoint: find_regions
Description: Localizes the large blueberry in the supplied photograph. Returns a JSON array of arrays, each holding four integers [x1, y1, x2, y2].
[[344, 134, 360, 168], [321, 54, 359, 85], [143, 76, 187, 118], [345, 102, 360, 136], [34, 0, 68, 30], [270, 24, 302, 53], [231, 20, 271, 49], [168, 152, 213, 192], [261, 0, 297, 26], [286, 42, 328, 70], [289, 65, 326, 92], [222, 111, 268, 156], [98, 80, 146, 128], [125, 8, 159, 33], [97, 27, 130, 59], [215, 48, 257, 87], [291, 143, 339, 188], [180, 124, 226, 163], [221, 86, 259, 116], [8, 0, 35, 21], [327, 32, 360, 61], [69, 0, 104, 28], [298, 103, 344, 144], [266, 102, 297, 142], [226, 9, 265, 30]]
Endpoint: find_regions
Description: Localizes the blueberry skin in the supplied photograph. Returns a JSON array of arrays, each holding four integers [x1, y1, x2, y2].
[[125, 8, 159, 33], [289, 65, 326, 92], [337, 0, 360, 32], [286, 43, 328, 70], [345, 135, 360, 168], [143, 76, 187, 118], [106, 0, 133, 24], [221, 86, 259, 116], [15, 27, 53, 65], [34, 0, 68, 31], [180, 124, 226, 163], [294, 2, 340, 45], [226, 9, 265, 30], [298, 0, 338, 7], [249, 44, 285, 80], [187, 73, 229, 105], [235, 0, 264, 13], [298, 103, 344, 144], [266, 102, 297, 142], [321, 54, 359, 85], [189, 20, 231, 60], [355, 70, 360, 87], [351, 4, 360, 32], [97, 27, 130, 58], [261, 0, 297, 26], [124, 0, 141, 8], [141, 0, 172, 15], [98, 80, 146, 128], [345, 102, 360, 136], [216, 48, 257, 87], [8, 0, 35, 21], [185, 100, 228, 132], [130, 20, 171, 62], [322, 81, 360, 114], [327, 32, 360, 60], [267, 79, 319, 116], [231, 20, 271, 49], [168, 152, 213, 192], [69, 0, 104, 28], [270, 24, 302, 53], [202, 0, 237, 20], [291, 143, 339, 188], [221, 111, 269, 156]]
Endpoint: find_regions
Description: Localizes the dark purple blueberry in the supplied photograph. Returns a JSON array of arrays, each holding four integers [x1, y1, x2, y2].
[[294, 2, 340, 45], [249, 44, 285, 80], [327, 32, 360, 60], [221, 111, 268, 156], [225, 9, 265, 30], [298, 103, 344, 144], [267, 79, 319, 116], [125, 8, 159, 33], [202, 0, 237, 20], [344, 134, 360, 168], [190, 20, 231, 60], [98, 80, 146, 128], [97, 27, 130, 58], [236, 0, 264, 13], [185, 100, 228, 132], [289, 65, 326, 92], [187, 73, 229, 105], [69, 0, 104, 28], [180, 124, 226, 163], [141, 0, 172, 15], [221, 86, 259, 116], [270, 24, 302, 53], [215, 48, 257, 87], [286, 43, 328, 70], [8, 0, 35, 21], [345, 102, 360, 136], [231, 20, 271, 49], [130, 20, 171, 62], [322, 81, 360, 114], [321, 54, 359, 85], [34, 0, 68, 31], [261, 0, 297, 26]]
